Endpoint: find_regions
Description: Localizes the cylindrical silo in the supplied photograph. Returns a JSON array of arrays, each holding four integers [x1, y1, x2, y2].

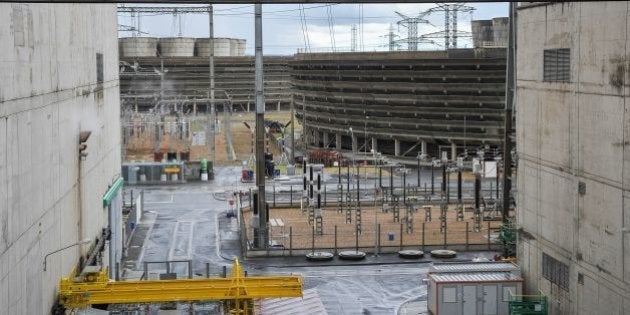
[[229, 38, 238, 56], [237, 39, 246, 56], [213, 38, 231, 56], [492, 17, 509, 47], [195, 38, 210, 57], [158, 37, 195, 57], [471, 20, 494, 48], [119, 37, 159, 57]]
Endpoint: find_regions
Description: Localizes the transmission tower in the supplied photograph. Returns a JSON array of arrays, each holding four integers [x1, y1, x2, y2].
[[430, 3, 475, 48], [387, 23, 399, 51], [350, 24, 358, 52], [394, 10, 432, 51], [380, 23, 400, 51]]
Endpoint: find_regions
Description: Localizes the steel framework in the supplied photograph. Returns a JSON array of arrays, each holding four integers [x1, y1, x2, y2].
[[58, 259, 302, 313]]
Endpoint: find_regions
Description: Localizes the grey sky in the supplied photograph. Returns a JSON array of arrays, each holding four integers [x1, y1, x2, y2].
[[118, 3, 508, 55]]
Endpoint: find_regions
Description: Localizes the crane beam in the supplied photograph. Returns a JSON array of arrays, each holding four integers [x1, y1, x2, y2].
[[58, 259, 302, 309]]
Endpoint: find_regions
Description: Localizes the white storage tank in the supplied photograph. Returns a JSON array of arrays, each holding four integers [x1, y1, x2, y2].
[[229, 38, 239, 56], [119, 37, 159, 57], [236, 39, 246, 56], [195, 38, 211, 57], [159, 37, 195, 57], [214, 38, 231, 56]]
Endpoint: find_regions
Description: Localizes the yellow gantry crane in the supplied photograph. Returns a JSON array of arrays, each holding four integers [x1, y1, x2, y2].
[[58, 259, 302, 315]]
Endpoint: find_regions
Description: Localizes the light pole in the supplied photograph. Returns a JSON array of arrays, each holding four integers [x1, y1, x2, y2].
[[349, 127, 355, 209], [364, 116, 368, 178], [372, 149, 381, 256], [43, 238, 91, 271]]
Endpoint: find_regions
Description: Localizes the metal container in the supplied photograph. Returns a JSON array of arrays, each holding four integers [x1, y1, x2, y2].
[[471, 20, 494, 48], [119, 37, 158, 57], [159, 37, 195, 57], [492, 17, 509, 47]]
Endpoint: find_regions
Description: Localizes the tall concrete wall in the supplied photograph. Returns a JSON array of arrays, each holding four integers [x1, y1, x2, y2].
[[516, 2, 630, 314], [0, 4, 120, 314]]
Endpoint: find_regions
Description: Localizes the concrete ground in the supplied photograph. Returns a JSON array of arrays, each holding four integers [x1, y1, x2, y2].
[[121, 166, 500, 314]]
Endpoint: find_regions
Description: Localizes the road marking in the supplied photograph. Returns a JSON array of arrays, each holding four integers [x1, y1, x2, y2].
[[168, 221, 195, 261], [144, 195, 174, 204]]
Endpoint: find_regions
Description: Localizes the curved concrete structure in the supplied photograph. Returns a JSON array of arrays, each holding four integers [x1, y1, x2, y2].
[[236, 39, 247, 56], [194, 38, 212, 57], [213, 38, 231, 56], [119, 37, 158, 57], [159, 37, 195, 57], [471, 20, 494, 48], [229, 38, 238, 56], [492, 17, 509, 47], [291, 50, 506, 158]]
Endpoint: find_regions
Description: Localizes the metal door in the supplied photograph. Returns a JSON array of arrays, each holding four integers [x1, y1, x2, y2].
[[463, 285, 477, 315], [482, 285, 497, 315]]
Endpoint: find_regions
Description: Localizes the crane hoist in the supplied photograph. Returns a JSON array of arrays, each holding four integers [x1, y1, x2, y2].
[[58, 258, 302, 315]]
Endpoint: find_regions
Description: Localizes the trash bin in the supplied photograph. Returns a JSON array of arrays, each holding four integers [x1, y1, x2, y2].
[[388, 232, 395, 241]]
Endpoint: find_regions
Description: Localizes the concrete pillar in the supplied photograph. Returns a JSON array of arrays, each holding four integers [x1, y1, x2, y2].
[[277, 101, 281, 112], [247, 102, 250, 112], [352, 134, 358, 154], [394, 139, 401, 156], [371, 137, 378, 153], [336, 133, 342, 150], [451, 143, 457, 161], [323, 132, 330, 149], [421, 141, 427, 156]]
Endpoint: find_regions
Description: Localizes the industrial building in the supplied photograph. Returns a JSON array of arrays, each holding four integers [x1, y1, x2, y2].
[[119, 47, 507, 163], [0, 3, 122, 314], [5, 1, 630, 314], [516, 2, 630, 314], [118, 37, 290, 113]]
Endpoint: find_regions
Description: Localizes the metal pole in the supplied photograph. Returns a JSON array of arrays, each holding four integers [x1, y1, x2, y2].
[[441, 164, 447, 195], [417, 158, 421, 187], [208, 5, 215, 164], [254, 3, 268, 249], [290, 94, 295, 163], [475, 174, 481, 210], [389, 166, 394, 196], [457, 169, 462, 201], [399, 223, 403, 250], [421, 222, 425, 251], [431, 163, 435, 195], [465, 222, 469, 251], [334, 225, 338, 255], [502, 3, 516, 222], [289, 226, 293, 256], [403, 171, 406, 203]]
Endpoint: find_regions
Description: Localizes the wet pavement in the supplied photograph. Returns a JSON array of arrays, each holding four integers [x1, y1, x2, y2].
[[122, 165, 499, 314]]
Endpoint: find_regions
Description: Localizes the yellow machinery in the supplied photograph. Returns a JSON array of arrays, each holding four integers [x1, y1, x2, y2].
[[59, 259, 302, 314]]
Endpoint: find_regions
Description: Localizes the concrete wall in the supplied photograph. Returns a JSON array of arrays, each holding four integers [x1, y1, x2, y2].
[[0, 4, 120, 314], [516, 2, 630, 314]]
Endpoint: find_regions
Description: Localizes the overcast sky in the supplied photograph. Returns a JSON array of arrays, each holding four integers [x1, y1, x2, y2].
[[118, 3, 508, 55]]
